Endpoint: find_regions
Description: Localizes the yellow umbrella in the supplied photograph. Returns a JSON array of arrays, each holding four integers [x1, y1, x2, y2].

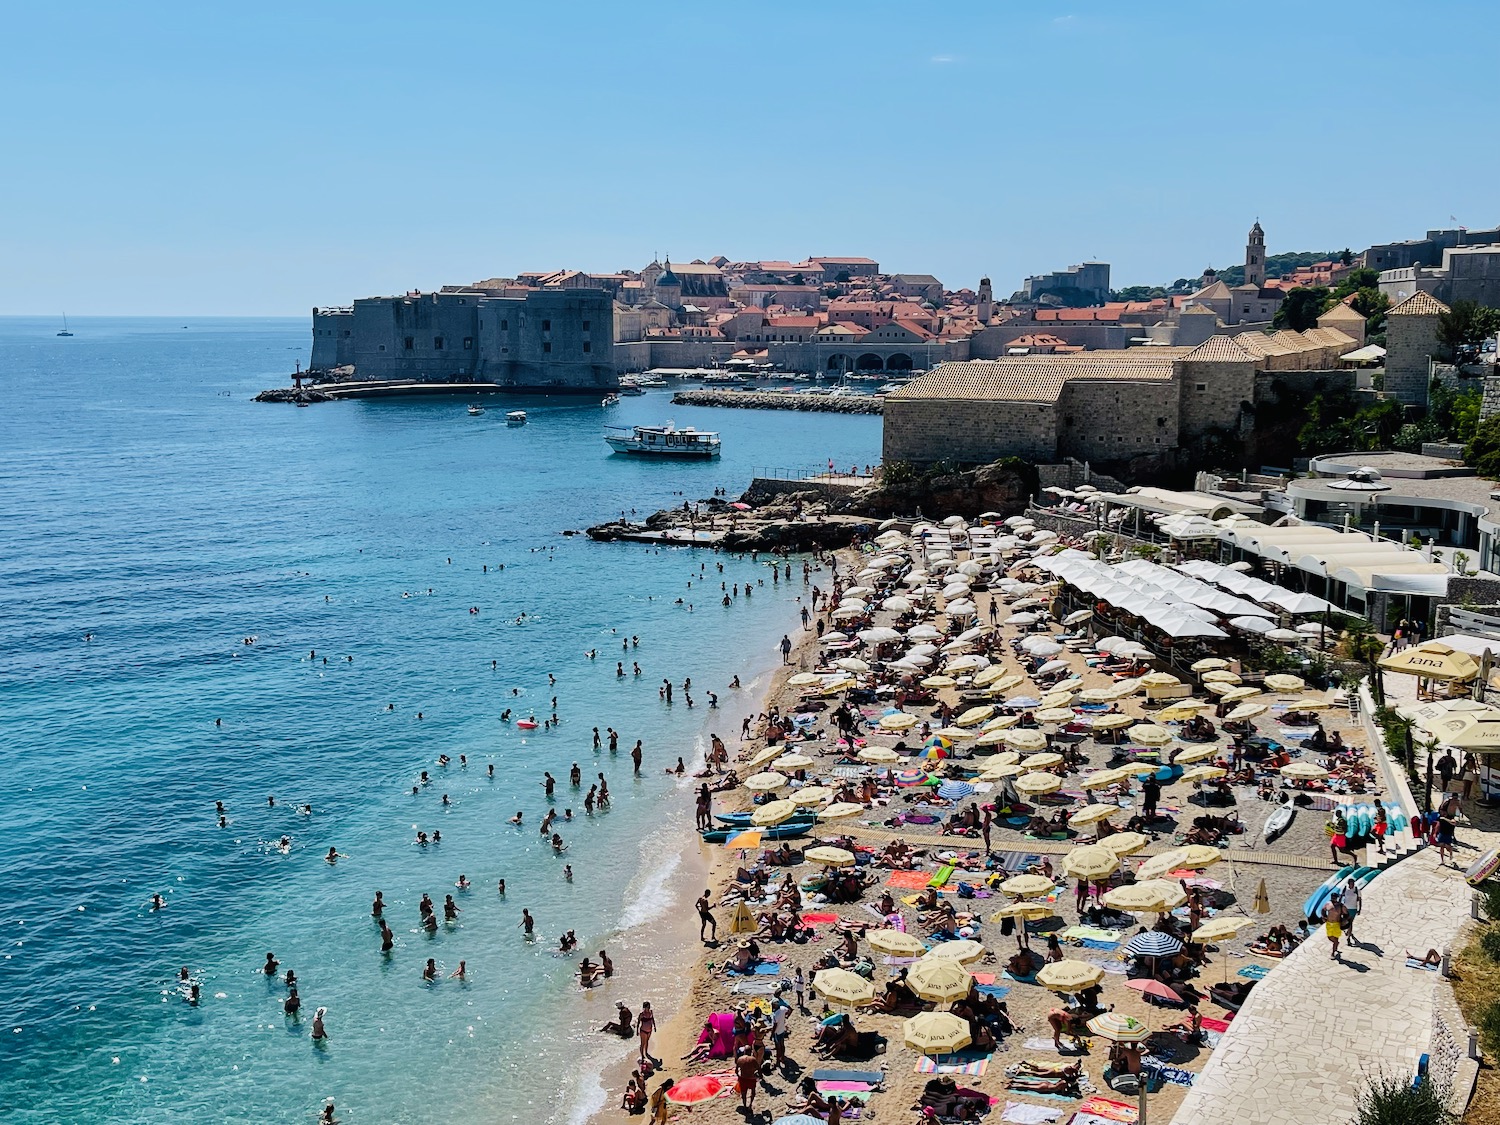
[[922, 675, 957, 689], [974, 729, 1012, 747], [790, 786, 834, 806], [972, 666, 1011, 688], [1190, 657, 1229, 672], [819, 676, 856, 695], [1091, 713, 1135, 731], [999, 873, 1056, 899], [751, 799, 800, 826], [728, 901, 759, 934], [1067, 803, 1120, 827], [774, 753, 815, 771], [903, 1011, 973, 1054], [1293, 697, 1332, 711], [813, 967, 876, 1006], [1252, 877, 1271, 914], [923, 939, 986, 964], [1201, 670, 1241, 684], [1002, 729, 1049, 751], [1078, 688, 1120, 704], [1021, 751, 1063, 769], [1062, 845, 1120, 880], [935, 726, 977, 741], [1014, 771, 1062, 796], [745, 746, 784, 771], [1177, 844, 1222, 869], [990, 901, 1053, 923], [868, 929, 928, 956], [1098, 831, 1150, 857], [1222, 686, 1262, 703], [1156, 704, 1206, 723], [1103, 879, 1185, 913], [906, 958, 974, 1003], [1034, 708, 1075, 724], [1192, 916, 1257, 943], [1040, 690, 1076, 709], [858, 746, 900, 763], [1174, 745, 1218, 765], [744, 772, 788, 792], [981, 714, 1020, 731], [818, 802, 865, 821], [1038, 959, 1106, 993], [984, 674, 1026, 694], [1227, 702, 1268, 721], [805, 846, 856, 867], [986, 750, 1022, 766], [1129, 724, 1174, 746], [1081, 767, 1129, 790], [879, 712, 918, 731], [1264, 674, 1305, 692], [955, 705, 997, 727], [1136, 848, 1191, 879], [979, 763, 1024, 780], [788, 672, 823, 687], [1140, 672, 1182, 688], [1280, 761, 1329, 781], [1378, 641, 1480, 683], [1181, 766, 1228, 785], [1206, 681, 1240, 696]]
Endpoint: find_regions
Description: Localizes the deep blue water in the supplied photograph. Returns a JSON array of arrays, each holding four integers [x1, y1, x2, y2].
[[0, 317, 881, 1124]]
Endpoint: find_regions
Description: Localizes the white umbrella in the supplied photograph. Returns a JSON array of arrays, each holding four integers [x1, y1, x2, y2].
[[1025, 641, 1064, 657], [1229, 616, 1274, 635], [882, 596, 913, 613], [858, 627, 902, 644], [1007, 612, 1039, 626], [946, 599, 976, 616]]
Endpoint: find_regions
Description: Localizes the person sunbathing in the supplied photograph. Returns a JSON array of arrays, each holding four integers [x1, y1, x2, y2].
[[918, 1076, 991, 1116], [813, 1014, 861, 1058], [1011, 1059, 1082, 1080], [787, 1077, 831, 1115], [1408, 948, 1443, 966], [1007, 949, 1042, 979], [1005, 1072, 1079, 1095], [1164, 1003, 1203, 1042], [869, 970, 918, 1012]]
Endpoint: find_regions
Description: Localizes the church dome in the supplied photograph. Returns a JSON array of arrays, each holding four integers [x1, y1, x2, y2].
[[657, 260, 680, 287]]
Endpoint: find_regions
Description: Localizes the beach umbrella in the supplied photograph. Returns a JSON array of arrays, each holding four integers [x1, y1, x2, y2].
[[751, 800, 800, 826], [924, 939, 986, 965], [1173, 745, 1218, 765], [857, 627, 903, 645], [1378, 641, 1480, 683], [1201, 670, 1241, 684], [1157, 702, 1211, 722], [894, 768, 932, 787], [728, 901, 759, 933], [1229, 615, 1275, 635], [834, 657, 871, 673], [745, 746, 784, 771], [946, 599, 977, 616], [666, 1075, 727, 1105], [1176, 844, 1223, 869], [1020, 751, 1063, 769], [1280, 761, 1329, 781], [1222, 686, 1262, 703], [1081, 767, 1129, 790], [1094, 636, 1131, 653], [878, 712, 918, 731], [906, 958, 973, 1003], [812, 967, 876, 1006], [1190, 658, 1230, 672], [936, 780, 976, 801], [1014, 771, 1062, 796], [1086, 1011, 1153, 1044], [1129, 724, 1173, 746], [1006, 611, 1039, 626], [1035, 659, 1071, 677], [1125, 931, 1184, 958], [1126, 978, 1184, 1005], [1067, 804, 1120, 828], [1002, 729, 1049, 751], [845, 586, 876, 598], [1180, 766, 1228, 785], [1193, 916, 1256, 943], [1137, 848, 1192, 879], [921, 675, 957, 689], [1265, 674, 1305, 692], [1034, 707, 1075, 724], [724, 829, 763, 850], [984, 674, 1026, 694], [1090, 714, 1135, 731], [980, 715, 1021, 736], [902, 1011, 972, 1055], [745, 772, 788, 792], [974, 729, 1012, 747], [999, 873, 1056, 899], [1293, 696, 1332, 710], [1205, 681, 1241, 696], [1266, 628, 1303, 643], [805, 846, 856, 868], [1253, 877, 1271, 914], [990, 901, 1053, 923], [934, 727, 976, 742], [821, 631, 851, 644], [945, 654, 989, 673], [1039, 689, 1076, 708], [1062, 845, 1119, 880], [985, 749, 1022, 765], [978, 763, 1023, 779], [790, 786, 834, 806], [818, 802, 865, 821], [956, 560, 985, 577], [1140, 672, 1181, 689], [1063, 609, 1093, 626], [907, 623, 941, 639], [1098, 831, 1150, 857], [955, 705, 997, 727], [858, 746, 900, 763], [1102, 882, 1179, 913], [788, 672, 823, 687], [1037, 959, 1105, 993], [972, 665, 1010, 688], [774, 753, 815, 771], [868, 929, 928, 956], [1025, 641, 1065, 658], [1227, 702, 1268, 721]]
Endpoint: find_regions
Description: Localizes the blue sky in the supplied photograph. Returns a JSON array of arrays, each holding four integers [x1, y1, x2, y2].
[[3, 1, 1498, 315]]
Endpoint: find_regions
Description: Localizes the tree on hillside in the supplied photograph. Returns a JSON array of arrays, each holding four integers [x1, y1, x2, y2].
[[1465, 413, 1500, 478], [1332, 268, 1381, 298], [1113, 285, 1167, 301], [1273, 287, 1330, 331], [1437, 300, 1500, 358]]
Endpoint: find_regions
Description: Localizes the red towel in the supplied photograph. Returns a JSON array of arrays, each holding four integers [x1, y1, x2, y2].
[[801, 912, 840, 925], [1201, 1016, 1232, 1032], [970, 972, 996, 985], [886, 870, 933, 890]]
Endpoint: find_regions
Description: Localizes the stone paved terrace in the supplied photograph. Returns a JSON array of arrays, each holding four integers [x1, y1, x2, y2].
[[1169, 838, 1479, 1125]]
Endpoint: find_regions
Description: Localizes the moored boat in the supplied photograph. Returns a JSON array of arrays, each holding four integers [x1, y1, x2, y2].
[[605, 421, 720, 458], [601, 393, 621, 406], [506, 410, 527, 425], [467, 404, 486, 416]]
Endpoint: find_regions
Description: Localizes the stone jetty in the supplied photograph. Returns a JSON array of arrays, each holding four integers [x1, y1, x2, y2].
[[670, 389, 883, 414]]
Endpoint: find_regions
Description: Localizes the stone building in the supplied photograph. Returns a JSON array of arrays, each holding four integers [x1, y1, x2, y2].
[[310, 288, 616, 392], [1182, 223, 1285, 326], [1383, 290, 1450, 406], [1379, 244, 1500, 308], [1021, 261, 1110, 304]]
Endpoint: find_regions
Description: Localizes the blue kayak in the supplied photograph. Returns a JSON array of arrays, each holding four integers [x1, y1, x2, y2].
[[701, 823, 814, 844], [715, 811, 817, 828]]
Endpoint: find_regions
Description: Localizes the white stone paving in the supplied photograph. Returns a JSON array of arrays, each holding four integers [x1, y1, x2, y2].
[[1169, 840, 1476, 1124]]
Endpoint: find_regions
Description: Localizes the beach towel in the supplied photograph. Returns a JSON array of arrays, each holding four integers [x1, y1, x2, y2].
[[728, 980, 779, 995], [811, 1069, 885, 1084], [816, 1081, 875, 1094], [887, 870, 935, 890], [999, 1102, 1063, 1124], [1237, 964, 1270, 980], [971, 972, 997, 985], [802, 912, 840, 925], [1060, 926, 1123, 943], [1022, 1038, 1061, 1053], [1200, 1017, 1231, 1033], [1075, 1096, 1139, 1122], [1003, 970, 1038, 984], [929, 865, 956, 888], [1142, 1059, 1195, 1086], [1406, 957, 1440, 971], [1078, 938, 1120, 951], [915, 1053, 990, 1076], [883, 956, 921, 966], [975, 984, 1010, 1001]]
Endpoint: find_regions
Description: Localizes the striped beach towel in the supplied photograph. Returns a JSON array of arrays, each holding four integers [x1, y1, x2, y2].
[[915, 1053, 990, 1076]]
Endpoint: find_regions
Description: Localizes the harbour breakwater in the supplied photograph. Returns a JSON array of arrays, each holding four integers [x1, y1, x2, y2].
[[670, 389, 883, 414]]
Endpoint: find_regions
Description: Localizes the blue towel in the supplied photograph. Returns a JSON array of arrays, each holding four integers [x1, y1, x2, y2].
[[1002, 970, 1038, 984], [754, 962, 782, 975], [1079, 938, 1119, 951], [975, 984, 1010, 1000], [1238, 964, 1270, 980]]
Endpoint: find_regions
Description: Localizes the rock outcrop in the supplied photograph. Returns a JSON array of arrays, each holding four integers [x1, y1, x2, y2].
[[670, 390, 882, 414]]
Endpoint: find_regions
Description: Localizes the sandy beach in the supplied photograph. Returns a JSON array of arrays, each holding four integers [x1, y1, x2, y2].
[[584, 528, 1383, 1125]]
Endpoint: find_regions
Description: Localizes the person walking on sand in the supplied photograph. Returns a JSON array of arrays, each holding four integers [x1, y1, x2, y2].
[[780, 635, 793, 665], [696, 890, 717, 943], [735, 1046, 759, 1111], [638, 1000, 658, 1065]]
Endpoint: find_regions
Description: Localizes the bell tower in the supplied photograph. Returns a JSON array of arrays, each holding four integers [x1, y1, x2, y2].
[[1245, 221, 1266, 289], [977, 277, 993, 325]]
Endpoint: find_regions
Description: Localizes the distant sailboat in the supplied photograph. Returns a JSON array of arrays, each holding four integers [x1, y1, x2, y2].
[[57, 313, 73, 337]]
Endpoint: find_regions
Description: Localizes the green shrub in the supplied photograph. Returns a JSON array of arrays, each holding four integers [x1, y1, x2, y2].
[[1481, 922, 1500, 961], [1352, 1069, 1454, 1125], [1482, 883, 1500, 925], [1480, 1000, 1500, 1058]]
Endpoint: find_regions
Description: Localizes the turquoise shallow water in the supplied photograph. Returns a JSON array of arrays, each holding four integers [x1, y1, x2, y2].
[[0, 317, 881, 1124]]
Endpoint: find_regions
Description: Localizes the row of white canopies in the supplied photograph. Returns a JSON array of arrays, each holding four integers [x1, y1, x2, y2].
[[1032, 551, 1338, 640]]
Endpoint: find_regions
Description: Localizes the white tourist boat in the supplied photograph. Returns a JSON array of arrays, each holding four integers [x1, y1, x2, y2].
[[506, 410, 527, 425], [601, 393, 621, 406], [604, 421, 720, 458], [617, 379, 645, 396], [467, 403, 486, 416]]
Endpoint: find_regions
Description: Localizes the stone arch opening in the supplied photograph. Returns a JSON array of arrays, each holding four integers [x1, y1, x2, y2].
[[856, 353, 884, 371], [826, 353, 851, 372], [885, 353, 913, 371]]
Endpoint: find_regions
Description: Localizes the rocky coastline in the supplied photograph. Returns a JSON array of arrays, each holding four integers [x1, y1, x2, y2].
[[253, 386, 335, 404], [670, 389, 883, 414]]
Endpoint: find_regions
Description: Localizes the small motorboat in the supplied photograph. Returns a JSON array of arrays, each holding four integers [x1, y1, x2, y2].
[[1263, 804, 1295, 843], [467, 404, 486, 416], [506, 410, 527, 425], [601, 393, 620, 406]]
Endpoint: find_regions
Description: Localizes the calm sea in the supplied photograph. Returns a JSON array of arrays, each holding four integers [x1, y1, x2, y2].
[[0, 317, 881, 1124]]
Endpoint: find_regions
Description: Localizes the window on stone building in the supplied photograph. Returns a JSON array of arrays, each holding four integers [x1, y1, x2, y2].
[[542, 320, 551, 331], [543, 342, 552, 353], [1195, 383, 1207, 392], [583, 342, 591, 353], [434, 337, 444, 350], [463, 337, 473, 350], [501, 319, 509, 331], [379, 345, 386, 352], [343, 330, 350, 338], [582, 320, 590, 330], [404, 337, 414, 350]]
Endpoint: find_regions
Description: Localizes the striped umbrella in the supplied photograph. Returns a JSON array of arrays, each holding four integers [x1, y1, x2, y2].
[[936, 780, 976, 801], [1124, 930, 1184, 958], [1086, 1011, 1153, 1044], [894, 769, 932, 787]]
